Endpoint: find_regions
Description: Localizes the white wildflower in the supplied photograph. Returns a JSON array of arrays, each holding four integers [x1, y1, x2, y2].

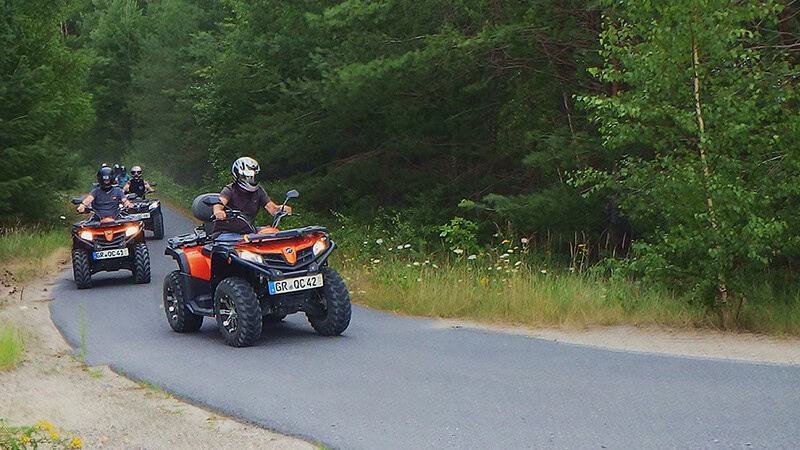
[[453, 248, 464, 255], [403, 244, 411, 249], [467, 254, 477, 260], [540, 269, 547, 274], [413, 262, 421, 267], [375, 238, 384, 245], [521, 238, 529, 244]]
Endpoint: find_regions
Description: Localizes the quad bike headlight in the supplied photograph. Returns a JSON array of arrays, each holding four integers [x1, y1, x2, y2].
[[312, 237, 328, 256], [80, 230, 93, 241], [125, 225, 140, 237], [238, 250, 264, 264]]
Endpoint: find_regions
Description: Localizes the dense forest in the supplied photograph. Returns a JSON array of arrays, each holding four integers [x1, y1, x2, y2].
[[2, 0, 799, 325]]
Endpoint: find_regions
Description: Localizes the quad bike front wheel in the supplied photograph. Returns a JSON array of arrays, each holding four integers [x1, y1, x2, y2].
[[307, 267, 351, 336], [132, 242, 151, 284], [164, 270, 203, 332], [72, 248, 92, 289], [214, 277, 262, 347], [152, 210, 164, 240]]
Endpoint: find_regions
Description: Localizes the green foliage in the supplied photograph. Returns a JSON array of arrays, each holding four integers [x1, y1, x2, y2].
[[577, 0, 800, 323], [28, 0, 797, 329], [76, 0, 145, 158], [438, 217, 480, 253], [0, 0, 93, 221]]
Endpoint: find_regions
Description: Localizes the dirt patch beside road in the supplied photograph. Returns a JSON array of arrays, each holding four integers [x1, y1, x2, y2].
[[0, 267, 314, 449], [439, 319, 800, 365]]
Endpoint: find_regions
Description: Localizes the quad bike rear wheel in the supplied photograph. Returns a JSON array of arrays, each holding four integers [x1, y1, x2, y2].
[[152, 210, 164, 240], [307, 267, 351, 336], [214, 277, 262, 347], [164, 270, 203, 332], [72, 248, 92, 289], [132, 242, 151, 284]]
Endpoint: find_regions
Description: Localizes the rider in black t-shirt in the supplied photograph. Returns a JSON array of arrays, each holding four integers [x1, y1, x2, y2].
[[123, 165, 154, 198], [77, 166, 133, 219], [212, 157, 290, 235]]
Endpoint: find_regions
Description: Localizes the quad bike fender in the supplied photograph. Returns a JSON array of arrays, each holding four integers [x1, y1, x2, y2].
[[165, 246, 212, 307], [165, 246, 210, 280]]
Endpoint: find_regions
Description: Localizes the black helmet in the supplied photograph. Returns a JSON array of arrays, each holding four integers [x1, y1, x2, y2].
[[131, 165, 142, 179], [113, 163, 121, 175], [97, 166, 115, 191], [119, 165, 126, 174], [231, 156, 260, 192]]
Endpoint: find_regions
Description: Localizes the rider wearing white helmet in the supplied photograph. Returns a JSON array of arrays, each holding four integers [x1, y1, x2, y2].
[[212, 156, 290, 233]]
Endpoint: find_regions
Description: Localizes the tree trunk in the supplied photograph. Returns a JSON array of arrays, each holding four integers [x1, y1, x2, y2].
[[692, 37, 734, 329]]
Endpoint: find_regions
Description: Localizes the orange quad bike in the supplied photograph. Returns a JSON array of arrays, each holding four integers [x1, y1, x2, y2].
[[70, 198, 151, 289], [163, 190, 351, 347]]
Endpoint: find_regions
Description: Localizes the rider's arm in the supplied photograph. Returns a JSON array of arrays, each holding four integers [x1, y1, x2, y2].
[[77, 194, 94, 213], [122, 181, 130, 193], [265, 201, 291, 216], [145, 181, 154, 192], [213, 195, 228, 220], [121, 197, 133, 208]]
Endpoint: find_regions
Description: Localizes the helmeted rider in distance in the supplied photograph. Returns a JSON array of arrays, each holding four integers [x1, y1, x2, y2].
[[123, 165, 154, 198], [77, 166, 134, 219], [212, 156, 292, 235], [116, 165, 130, 187]]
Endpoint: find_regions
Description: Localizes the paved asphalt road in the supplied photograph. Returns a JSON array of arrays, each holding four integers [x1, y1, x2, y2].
[[50, 205, 800, 449]]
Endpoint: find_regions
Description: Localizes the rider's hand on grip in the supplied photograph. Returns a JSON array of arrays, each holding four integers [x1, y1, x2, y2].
[[77, 204, 86, 213], [214, 209, 227, 220]]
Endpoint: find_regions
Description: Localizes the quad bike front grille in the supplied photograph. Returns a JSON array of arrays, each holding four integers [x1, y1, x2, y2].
[[262, 247, 315, 269], [295, 247, 315, 265], [94, 231, 127, 249]]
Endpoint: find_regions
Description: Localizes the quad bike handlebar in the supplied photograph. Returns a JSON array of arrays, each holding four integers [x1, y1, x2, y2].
[[71, 197, 140, 220], [201, 189, 299, 230]]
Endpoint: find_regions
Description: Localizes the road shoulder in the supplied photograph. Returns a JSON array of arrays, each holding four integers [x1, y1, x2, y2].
[[437, 318, 800, 365], [0, 262, 314, 449]]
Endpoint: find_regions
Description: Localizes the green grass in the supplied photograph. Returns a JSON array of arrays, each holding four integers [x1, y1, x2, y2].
[[0, 227, 70, 284], [342, 260, 707, 330], [340, 258, 800, 336], [137, 380, 172, 400], [0, 325, 25, 371]]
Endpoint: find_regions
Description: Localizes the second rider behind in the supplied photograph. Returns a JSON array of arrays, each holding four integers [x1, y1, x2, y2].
[[212, 156, 292, 235], [123, 165, 153, 198]]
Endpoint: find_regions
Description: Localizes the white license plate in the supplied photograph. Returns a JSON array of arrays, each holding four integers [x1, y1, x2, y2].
[[268, 273, 323, 295], [93, 248, 129, 260], [129, 212, 150, 220]]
